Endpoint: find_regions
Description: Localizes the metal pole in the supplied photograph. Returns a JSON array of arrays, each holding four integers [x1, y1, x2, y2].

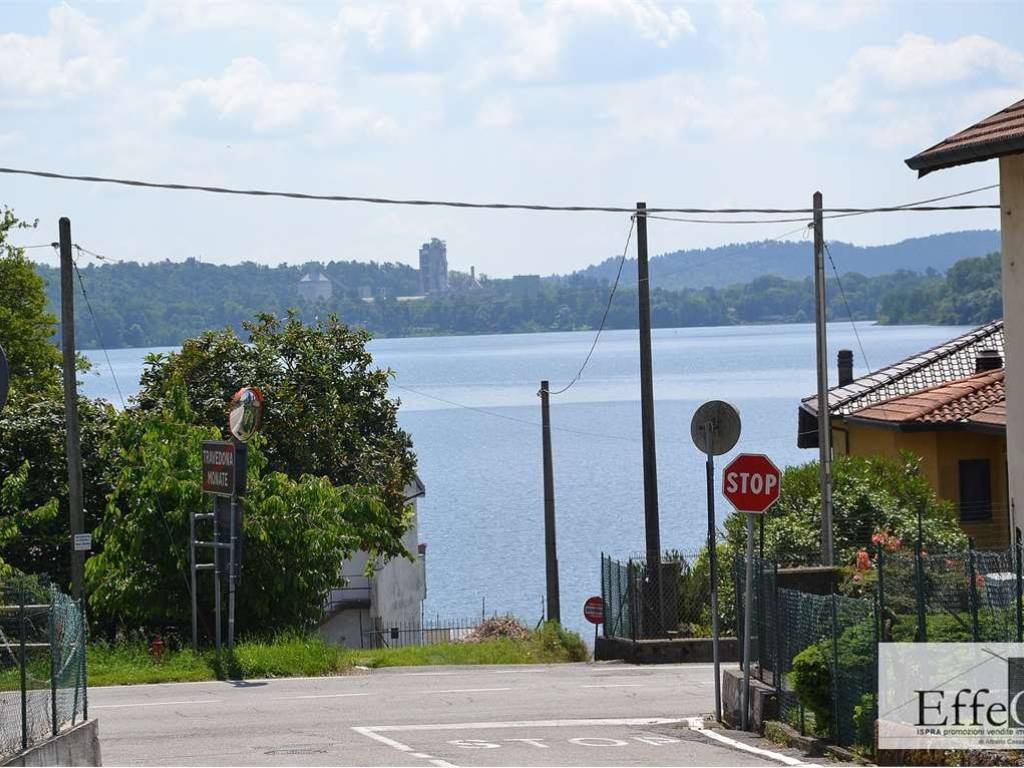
[[19, 590, 28, 751], [968, 537, 980, 642], [214, 505, 222, 654], [190, 512, 198, 651], [704, 432, 722, 722], [741, 513, 755, 730], [539, 380, 561, 624], [812, 192, 834, 567], [59, 218, 85, 599], [49, 592, 58, 737], [228, 494, 237, 650], [636, 201, 663, 631], [1016, 528, 1023, 643]]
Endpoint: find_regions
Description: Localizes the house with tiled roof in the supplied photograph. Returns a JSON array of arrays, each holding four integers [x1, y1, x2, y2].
[[799, 321, 1008, 549], [905, 97, 1023, 546]]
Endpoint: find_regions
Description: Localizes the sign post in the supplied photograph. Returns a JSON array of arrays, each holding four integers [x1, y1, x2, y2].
[[690, 401, 740, 723], [722, 453, 781, 731], [0, 343, 8, 415], [584, 596, 604, 649]]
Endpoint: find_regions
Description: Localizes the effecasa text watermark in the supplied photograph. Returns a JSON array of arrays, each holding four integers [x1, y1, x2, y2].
[[879, 644, 1024, 750]]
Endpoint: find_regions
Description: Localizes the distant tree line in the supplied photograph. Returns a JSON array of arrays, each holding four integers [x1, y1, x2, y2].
[[35, 251, 1003, 349]]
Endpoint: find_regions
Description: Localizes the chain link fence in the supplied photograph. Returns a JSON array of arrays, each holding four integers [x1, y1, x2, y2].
[[600, 551, 711, 640], [0, 576, 88, 761]]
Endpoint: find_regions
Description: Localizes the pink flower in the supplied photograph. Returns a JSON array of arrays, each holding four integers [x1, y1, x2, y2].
[[855, 549, 872, 572]]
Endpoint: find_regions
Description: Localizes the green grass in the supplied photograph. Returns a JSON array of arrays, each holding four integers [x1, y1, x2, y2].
[[352, 623, 589, 668], [0, 623, 588, 689]]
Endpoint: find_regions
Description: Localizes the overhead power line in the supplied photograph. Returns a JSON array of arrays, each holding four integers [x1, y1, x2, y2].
[[548, 215, 635, 396], [0, 166, 999, 217]]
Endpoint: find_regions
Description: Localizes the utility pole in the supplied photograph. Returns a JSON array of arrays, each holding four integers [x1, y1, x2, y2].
[[812, 192, 835, 567], [59, 218, 85, 600], [636, 202, 662, 630], [539, 381, 560, 624]]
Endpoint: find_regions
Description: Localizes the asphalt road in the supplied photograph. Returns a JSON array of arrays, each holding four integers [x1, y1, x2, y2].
[[91, 662, 820, 766]]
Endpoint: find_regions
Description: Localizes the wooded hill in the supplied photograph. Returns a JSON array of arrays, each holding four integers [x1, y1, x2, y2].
[[33, 231, 1002, 348]]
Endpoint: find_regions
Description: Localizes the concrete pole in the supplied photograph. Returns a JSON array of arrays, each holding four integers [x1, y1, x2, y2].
[[59, 218, 85, 599], [813, 192, 835, 567], [540, 380, 560, 624], [636, 202, 663, 631]]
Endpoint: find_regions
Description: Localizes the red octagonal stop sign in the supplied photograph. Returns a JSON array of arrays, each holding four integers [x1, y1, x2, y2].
[[722, 453, 781, 514]]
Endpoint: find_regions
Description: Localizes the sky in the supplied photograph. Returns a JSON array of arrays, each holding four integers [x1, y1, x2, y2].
[[1, 0, 1020, 277]]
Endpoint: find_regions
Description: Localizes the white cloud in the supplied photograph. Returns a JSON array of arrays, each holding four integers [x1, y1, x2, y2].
[[782, 1, 881, 31], [820, 33, 1024, 114], [476, 96, 521, 129], [0, 4, 122, 102], [717, 0, 768, 63], [160, 57, 397, 139]]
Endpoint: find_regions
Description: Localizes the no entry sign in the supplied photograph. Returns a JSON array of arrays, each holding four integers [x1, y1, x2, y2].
[[583, 596, 604, 625], [722, 453, 781, 514]]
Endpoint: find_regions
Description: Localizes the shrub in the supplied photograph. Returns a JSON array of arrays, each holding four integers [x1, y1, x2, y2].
[[790, 642, 832, 736]]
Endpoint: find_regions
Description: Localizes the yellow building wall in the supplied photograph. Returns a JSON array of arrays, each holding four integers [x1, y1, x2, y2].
[[833, 419, 1009, 550]]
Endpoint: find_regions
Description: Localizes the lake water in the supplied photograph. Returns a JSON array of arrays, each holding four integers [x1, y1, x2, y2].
[[79, 322, 969, 638]]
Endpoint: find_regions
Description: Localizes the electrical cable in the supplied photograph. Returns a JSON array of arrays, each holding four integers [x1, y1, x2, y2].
[[69, 244, 126, 408], [548, 215, 635, 396], [0, 165, 999, 217], [823, 241, 872, 374]]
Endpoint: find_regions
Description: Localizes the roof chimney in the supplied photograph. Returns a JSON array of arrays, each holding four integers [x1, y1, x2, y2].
[[837, 349, 854, 387], [470, 266, 475, 280], [976, 348, 1003, 372]]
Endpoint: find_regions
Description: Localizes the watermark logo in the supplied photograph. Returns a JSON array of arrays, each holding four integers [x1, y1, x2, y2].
[[879, 644, 1024, 749]]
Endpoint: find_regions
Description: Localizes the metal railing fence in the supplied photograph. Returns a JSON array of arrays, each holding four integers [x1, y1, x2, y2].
[[0, 576, 88, 760], [361, 615, 484, 649]]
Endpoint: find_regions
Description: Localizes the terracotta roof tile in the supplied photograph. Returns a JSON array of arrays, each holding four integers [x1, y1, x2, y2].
[[852, 369, 1004, 429], [802, 319, 1004, 417], [906, 98, 1024, 175]]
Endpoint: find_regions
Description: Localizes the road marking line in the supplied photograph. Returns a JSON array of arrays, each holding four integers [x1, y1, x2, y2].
[[272, 692, 369, 700], [581, 683, 644, 688], [366, 717, 686, 732], [392, 671, 460, 677], [92, 699, 220, 709], [431, 687, 512, 694], [350, 726, 415, 752], [687, 717, 814, 766], [351, 727, 457, 767]]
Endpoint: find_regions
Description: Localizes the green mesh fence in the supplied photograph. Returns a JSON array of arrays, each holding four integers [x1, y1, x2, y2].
[[0, 577, 88, 761], [600, 552, 710, 640], [876, 546, 1024, 643]]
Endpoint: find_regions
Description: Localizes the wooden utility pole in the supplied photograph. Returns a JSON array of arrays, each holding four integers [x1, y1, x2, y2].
[[59, 218, 85, 599], [812, 192, 835, 567], [539, 380, 560, 624], [636, 202, 663, 628]]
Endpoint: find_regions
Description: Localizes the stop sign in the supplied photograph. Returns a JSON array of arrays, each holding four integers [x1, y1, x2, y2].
[[722, 453, 781, 514]]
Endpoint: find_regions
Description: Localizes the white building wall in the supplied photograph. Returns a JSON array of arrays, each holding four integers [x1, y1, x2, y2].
[[319, 487, 426, 648], [1002, 153, 1024, 541]]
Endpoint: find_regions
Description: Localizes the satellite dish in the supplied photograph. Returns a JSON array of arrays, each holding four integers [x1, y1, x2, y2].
[[690, 400, 741, 456], [0, 343, 8, 414], [228, 387, 264, 442]]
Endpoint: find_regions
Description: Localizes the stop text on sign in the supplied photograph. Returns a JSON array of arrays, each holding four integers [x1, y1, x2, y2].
[[725, 471, 777, 496], [722, 453, 781, 514]]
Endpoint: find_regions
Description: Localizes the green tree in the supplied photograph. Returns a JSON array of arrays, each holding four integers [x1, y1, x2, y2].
[[0, 206, 61, 396], [726, 453, 967, 566], [0, 205, 116, 586], [135, 312, 416, 516], [87, 379, 408, 633]]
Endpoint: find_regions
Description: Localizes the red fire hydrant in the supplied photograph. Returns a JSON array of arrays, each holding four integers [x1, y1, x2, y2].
[[150, 635, 165, 661]]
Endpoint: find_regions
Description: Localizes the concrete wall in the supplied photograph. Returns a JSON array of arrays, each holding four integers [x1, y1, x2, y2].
[[3, 719, 100, 767], [1002, 153, 1024, 545]]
